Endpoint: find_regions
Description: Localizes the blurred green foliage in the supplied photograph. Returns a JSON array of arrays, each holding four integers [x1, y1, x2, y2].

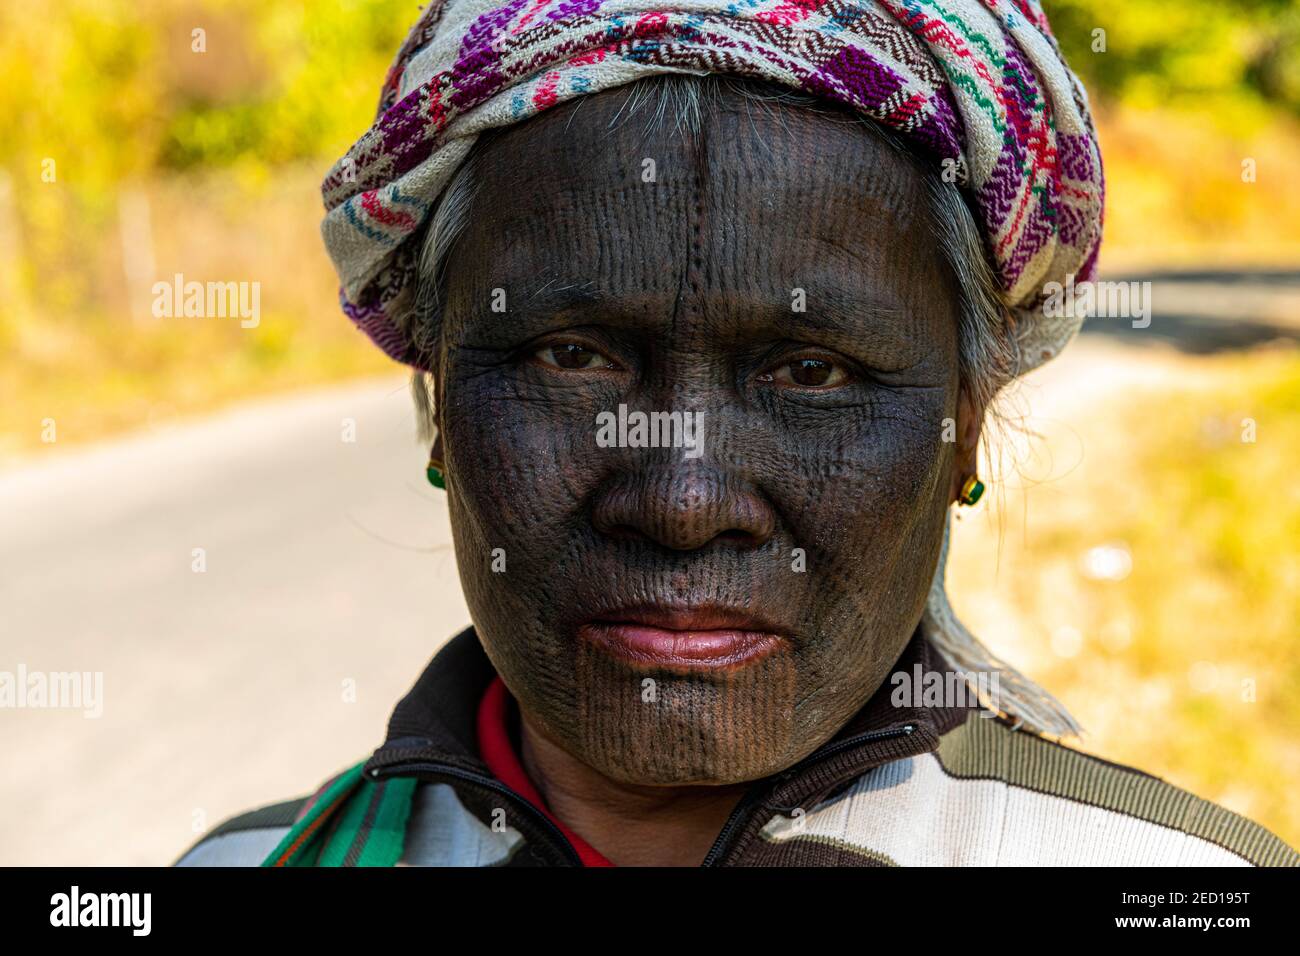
[[1050, 0, 1300, 129], [0, 0, 415, 194]]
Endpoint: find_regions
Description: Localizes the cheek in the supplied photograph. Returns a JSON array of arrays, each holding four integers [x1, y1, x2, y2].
[[441, 392, 584, 737], [788, 389, 953, 543], [439, 367, 610, 675], [751, 388, 954, 740], [443, 400, 578, 605], [784, 389, 954, 654]]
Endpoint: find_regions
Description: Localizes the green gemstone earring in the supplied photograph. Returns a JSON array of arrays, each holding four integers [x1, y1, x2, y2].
[[426, 456, 446, 490], [959, 474, 985, 506]]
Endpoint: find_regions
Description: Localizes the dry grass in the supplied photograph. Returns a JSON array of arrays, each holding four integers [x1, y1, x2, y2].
[[949, 343, 1300, 847], [0, 166, 390, 462]]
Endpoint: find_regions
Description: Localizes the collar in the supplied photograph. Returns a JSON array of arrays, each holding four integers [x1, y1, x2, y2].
[[365, 624, 977, 863], [477, 676, 615, 867]]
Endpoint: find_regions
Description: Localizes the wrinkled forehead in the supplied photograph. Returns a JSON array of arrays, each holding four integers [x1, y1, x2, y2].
[[464, 84, 931, 247], [442, 82, 954, 332]]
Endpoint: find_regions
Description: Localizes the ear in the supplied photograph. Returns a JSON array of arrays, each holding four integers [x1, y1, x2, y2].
[[949, 385, 985, 504]]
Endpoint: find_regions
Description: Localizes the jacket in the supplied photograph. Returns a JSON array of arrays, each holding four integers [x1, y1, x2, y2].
[[176, 626, 1298, 867]]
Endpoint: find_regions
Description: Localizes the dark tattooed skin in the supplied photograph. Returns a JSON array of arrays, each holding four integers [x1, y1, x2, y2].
[[429, 83, 982, 798]]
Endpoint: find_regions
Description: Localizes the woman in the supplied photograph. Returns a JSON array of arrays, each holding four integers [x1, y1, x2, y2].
[[179, 0, 1295, 866]]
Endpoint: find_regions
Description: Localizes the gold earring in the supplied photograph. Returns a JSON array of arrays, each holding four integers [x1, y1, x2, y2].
[[959, 475, 984, 506]]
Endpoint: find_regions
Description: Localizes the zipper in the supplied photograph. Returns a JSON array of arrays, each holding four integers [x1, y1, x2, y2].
[[369, 761, 585, 867], [374, 721, 916, 868], [699, 722, 916, 867]]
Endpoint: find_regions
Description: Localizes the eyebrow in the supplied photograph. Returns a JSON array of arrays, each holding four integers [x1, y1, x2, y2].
[[502, 276, 909, 342], [784, 287, 908, 335], [518, 279, 607, 313]]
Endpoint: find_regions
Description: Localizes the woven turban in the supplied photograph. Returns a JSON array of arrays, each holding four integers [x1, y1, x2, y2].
[[322, 0, 1104, 374]]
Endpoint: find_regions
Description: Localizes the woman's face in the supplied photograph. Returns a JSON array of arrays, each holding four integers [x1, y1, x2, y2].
[[436, 86, 966, 786]]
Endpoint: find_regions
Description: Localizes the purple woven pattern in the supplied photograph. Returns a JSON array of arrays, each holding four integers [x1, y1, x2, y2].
[[321, 0, 1104, 371]]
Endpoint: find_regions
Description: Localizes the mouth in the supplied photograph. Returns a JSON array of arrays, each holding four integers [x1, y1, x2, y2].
[[577, 603, 790, 672]]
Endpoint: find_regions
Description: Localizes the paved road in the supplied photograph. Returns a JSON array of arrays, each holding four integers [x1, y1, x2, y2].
[[0, 377, 471, 865], [1082, 269, 1300, 351], [1, 271, 1292, 864]]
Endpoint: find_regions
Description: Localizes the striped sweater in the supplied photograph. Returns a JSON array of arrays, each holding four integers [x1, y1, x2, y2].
[[176, 628, 1297, 867]]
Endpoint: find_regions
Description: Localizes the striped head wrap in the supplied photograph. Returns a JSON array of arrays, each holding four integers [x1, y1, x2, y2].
[[322, 0, 1103, 373], [323, 0, 1103, 739]]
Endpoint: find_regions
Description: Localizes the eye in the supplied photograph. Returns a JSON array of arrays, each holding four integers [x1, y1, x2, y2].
[[533, 341, 618, 371], [758, 355, 852, 389]]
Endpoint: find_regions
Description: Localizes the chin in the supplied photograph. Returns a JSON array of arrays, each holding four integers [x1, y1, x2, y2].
[[559, 645, 804, 786]]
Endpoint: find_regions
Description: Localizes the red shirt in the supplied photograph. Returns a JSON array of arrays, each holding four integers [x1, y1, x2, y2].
[[476, 676, 615, 867]]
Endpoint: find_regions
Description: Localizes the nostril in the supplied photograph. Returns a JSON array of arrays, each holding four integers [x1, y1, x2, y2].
[[601, 522, 649, 543], [714, 528, 762, 547]]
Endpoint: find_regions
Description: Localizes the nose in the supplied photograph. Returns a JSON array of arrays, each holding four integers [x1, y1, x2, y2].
[[591, 465, 776, 551]]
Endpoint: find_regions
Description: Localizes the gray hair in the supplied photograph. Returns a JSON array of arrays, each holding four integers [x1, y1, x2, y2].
[[402, 74, 1080, 739]]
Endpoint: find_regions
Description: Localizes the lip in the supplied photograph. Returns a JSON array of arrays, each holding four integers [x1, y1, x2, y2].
[[577, 603, 789, 671]]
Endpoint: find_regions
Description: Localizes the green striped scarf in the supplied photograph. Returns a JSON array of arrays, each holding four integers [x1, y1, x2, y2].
[[261, 762, 416, 867]]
